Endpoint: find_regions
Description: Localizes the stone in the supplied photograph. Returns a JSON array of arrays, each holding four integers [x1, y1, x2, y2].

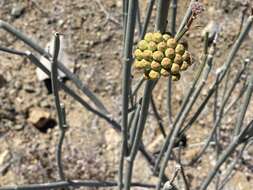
[[13, 124, 25, 131], [27, 107, 56, 132], [104, 128, 120, 150], [0, 150, 11, 167], [11, 4, 25, 18], [23, 84, 35, 93], [36, 35, 74, 81], [14, 81, 22, 90], [71, 17, 83, 29], [0, 75, 6, 88], [147, 135, 164, 153], [40, 100, 51, 108]]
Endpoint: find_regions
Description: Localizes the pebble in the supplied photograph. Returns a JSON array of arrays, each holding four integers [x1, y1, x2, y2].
[[40, 100, 51, 108], [14, 81, 22, 90], [23, 84, 35, 93], [13, 124, 25, 131], [71, 17, 83, 29], [0, 150, 11, 167], [11, 4, 25, 18], [27, 107, 56, 132], [0, 74, 7, 88]]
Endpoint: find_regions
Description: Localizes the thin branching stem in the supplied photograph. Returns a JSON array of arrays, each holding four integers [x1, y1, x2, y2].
[[224, 82, 247, 115], [181, 15, 253, 131], [0, 46, 158, 189], [154, 52, 212, 174], [136, 0, 142, 37], [124, 80, 155, 190], [176, 0, 196, 35], [154, 32, 210, 173], [122, 0, 129, 44], [234, 73, 253, 135], [0, 20, 108, 114], [217, 142, 248, 190], [0, 180, 156, 190], [0, 48, 122, 131], [167, 0, 178, 124], [151, 95, 166, 137], [129, 101, 142, 148], [119, 0, 138, 188], [140, 0, 155, 39], [155, 54, 214, 190], [132, 77, 145, 98], [187, 61, 247, 165], [155, 0, 171, 33], [50, 33, 66, 180], [199, 72, 253, 190]]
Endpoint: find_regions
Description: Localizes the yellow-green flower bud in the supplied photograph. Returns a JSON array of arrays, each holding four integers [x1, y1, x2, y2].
[[141, 59, 151, 68], [144, 32, 153, 42], [172, 73, 181, 81], [161, 58, 172, 69], [167, 38, 177, 48], [160, 68, 170, 76], [149, 70, 160, 80], [157, 41, 167, 52], [180, 61, 189, 71], [165, 48, 175, 59], [134, 60, 145, 70], [148, 41, 157, 52], [134, 49, 143, 60], [174, 54, 183, 65], [152, 51, 164, 62], [163, 34, 171, 41], [171, 63, 180, 74], [142, 50, 153, 61], [175, 44, 185, 55], [138, 40, 148, 50], [151, 61, 161, 71], [152, 32, 163, 43]]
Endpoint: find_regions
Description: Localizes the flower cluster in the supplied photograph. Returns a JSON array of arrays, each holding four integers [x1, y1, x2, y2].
[[134, 32, 193, 81]]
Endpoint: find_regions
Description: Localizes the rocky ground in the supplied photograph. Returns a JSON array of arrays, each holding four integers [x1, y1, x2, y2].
[[0, 0, 253, 189]]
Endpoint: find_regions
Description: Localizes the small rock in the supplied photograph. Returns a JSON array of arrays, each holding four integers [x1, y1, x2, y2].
[[40, 100, 51, 108], [0, 150, 11, 167], [147, 135, 164, 153], [14, 81, 22, 90], [28, 107, 56, 132], [116, 0, 122, 7], [37, 35, 74, 81], [13, 124, 25, 131], [104, 128, 120, 150], [163, 181, 176, 190], [46, 17, 57, 25], [96, 53, 102, 60], [201, 21, 219, 44], [57, 19, 65, 27], [0, 74, 7, 88], [11, 4, 25, 18], [23, 84, 35, 93], [71, 17, 83, 29]]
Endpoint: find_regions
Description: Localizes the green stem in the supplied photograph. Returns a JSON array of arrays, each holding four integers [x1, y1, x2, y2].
[[124, 80, 155, 190], [120, 0, 138, 189]]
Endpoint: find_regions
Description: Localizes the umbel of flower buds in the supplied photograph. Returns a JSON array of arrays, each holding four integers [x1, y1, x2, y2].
[[134, 32, 193, 81]]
